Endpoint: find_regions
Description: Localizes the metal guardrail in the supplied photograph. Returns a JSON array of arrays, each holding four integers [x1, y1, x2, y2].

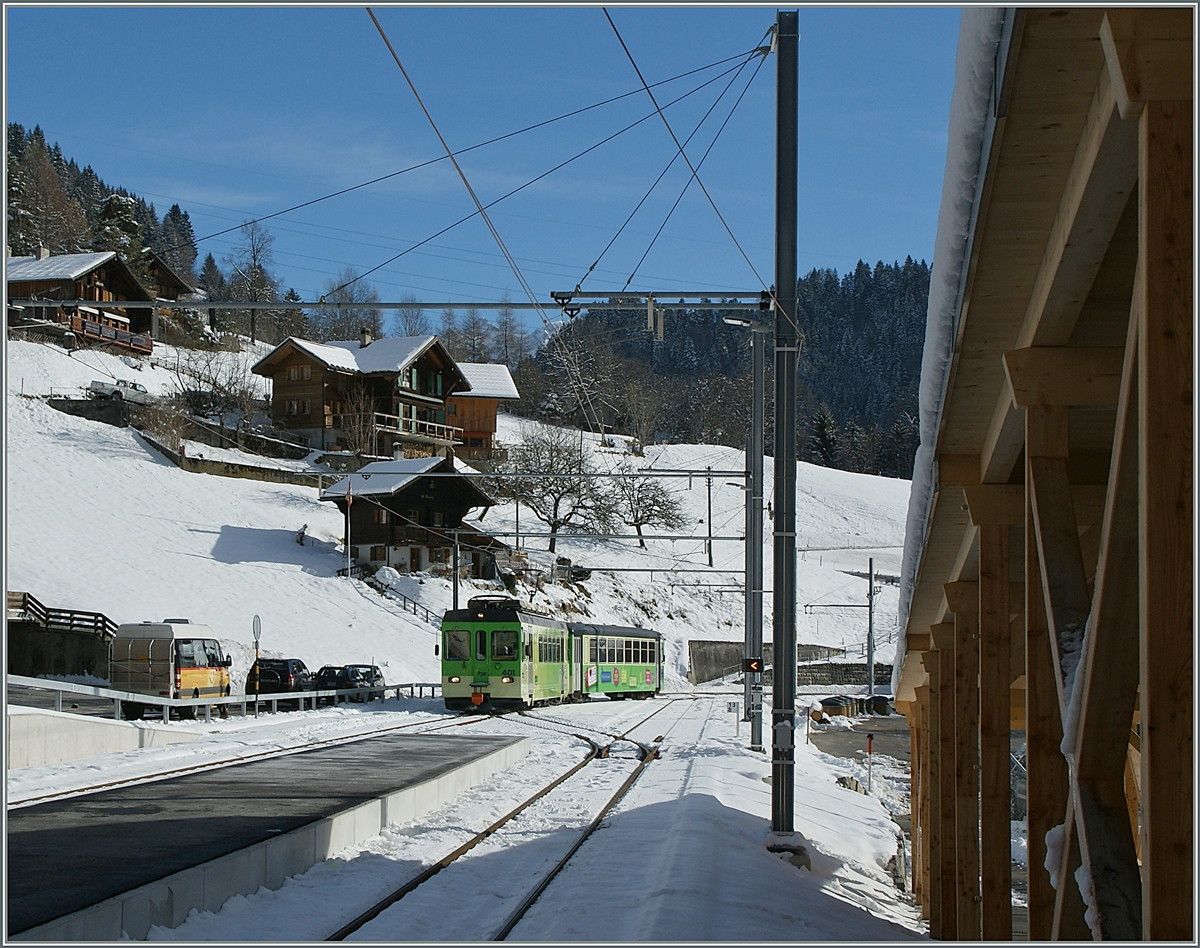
[[7, 674, 441, 723]]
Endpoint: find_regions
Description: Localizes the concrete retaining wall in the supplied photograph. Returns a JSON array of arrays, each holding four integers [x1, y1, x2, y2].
[[686, 639, 849, 684], [7, 623, 110, 679], [6, 707, 201, 769], [14, 736, 531, 941]]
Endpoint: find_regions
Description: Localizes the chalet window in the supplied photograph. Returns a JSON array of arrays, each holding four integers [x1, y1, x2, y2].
[[369, 545, 386, 561], [431, 511, 445, 528], [301, 400, 312, 415], [301, 365, 311, 380], [288, 366, 299, 381], [468, 437, 484, 448], [429, 548, 449, 564], [287, 400, 299, 415], [405, 509, 420, 525], [447, 403, 456, 416], [373, 508, 388, 524]]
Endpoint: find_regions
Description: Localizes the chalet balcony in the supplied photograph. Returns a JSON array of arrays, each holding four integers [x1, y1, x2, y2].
[[372, 411, 463, 447]]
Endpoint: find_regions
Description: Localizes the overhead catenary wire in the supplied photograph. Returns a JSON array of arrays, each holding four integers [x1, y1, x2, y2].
[[575, 33, 770, 292], [365, 7, 608, 437], [602, 9, 799, 337], [157, 47, 764, 261], [324, 53, 759, 300]]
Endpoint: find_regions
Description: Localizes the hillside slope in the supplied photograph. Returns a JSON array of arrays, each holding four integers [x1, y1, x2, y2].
[[6, 339, 910, 690]]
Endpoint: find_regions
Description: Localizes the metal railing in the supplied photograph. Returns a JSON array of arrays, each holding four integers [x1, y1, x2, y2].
[[7, 591, 118, 639], [7, 674, 441, 723]]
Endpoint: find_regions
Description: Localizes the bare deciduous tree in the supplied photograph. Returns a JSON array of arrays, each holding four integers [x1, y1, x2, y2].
[[501, 423, 615, 553], [611, 461, 687, 548], [394, 293, 430, 336], [337, 378, 380, 456]]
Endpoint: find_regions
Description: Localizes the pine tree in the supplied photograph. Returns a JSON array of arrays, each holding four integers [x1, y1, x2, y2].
[[808, 405, 840, 468], [159, 204, 198, 281], [198, 253, 227, 300], [8, 139, 92, 255]]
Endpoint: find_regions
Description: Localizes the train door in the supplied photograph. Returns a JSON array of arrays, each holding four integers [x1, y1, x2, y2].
[[524, 630, 534, 704]]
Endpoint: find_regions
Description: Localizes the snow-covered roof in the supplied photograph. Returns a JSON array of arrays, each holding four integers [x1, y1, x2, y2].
[[7, 251, 118, 282], [319, 457, 445, 500], [253, 336, 466, 384], [453, 363, 519, 399]]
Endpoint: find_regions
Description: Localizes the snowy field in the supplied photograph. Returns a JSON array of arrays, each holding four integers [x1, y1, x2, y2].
[[5, 337, 925, 940]]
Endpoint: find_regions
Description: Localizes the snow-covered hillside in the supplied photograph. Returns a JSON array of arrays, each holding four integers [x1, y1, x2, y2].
[[5, 338, 910, 691]]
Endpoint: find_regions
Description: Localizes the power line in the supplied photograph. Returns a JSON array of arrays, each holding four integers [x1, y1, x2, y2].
[[602, 9, 798, 336], [166, 47, 762, 261]]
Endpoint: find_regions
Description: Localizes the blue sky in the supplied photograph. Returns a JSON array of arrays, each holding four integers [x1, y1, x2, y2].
[[6, 6, 960, 327]]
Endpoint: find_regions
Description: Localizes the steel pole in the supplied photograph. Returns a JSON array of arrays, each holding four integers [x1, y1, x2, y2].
[[748, 328, 766, 751], [771, 8, 799, 834], [867, 557, 875, 700]]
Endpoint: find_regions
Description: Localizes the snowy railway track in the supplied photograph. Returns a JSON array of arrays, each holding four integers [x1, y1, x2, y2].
[[7, 712, 500, 808], [325, 728, 661, 941]]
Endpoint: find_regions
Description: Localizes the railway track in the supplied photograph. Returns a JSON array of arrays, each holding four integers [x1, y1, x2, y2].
[[325, 709, 670, 941], [8, 711, 499, 808]]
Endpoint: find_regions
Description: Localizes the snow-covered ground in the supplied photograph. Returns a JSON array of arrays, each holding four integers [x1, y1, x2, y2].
[[5, 336, 926, 940]]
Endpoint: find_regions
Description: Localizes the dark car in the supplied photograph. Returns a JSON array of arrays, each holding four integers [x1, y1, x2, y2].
[[315, 664, 368, 704], [246, 658, 314, 710], [347, 664, 387, 701]]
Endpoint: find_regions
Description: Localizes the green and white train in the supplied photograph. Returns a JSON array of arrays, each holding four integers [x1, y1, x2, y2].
[[439, 596, 663, 711]]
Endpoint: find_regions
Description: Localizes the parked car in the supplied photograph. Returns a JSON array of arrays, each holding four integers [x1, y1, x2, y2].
[[347, 664, 387, 701], [246, 659, 314, 709], [87, 379, 156, 405], [315, 664, 368, 704]]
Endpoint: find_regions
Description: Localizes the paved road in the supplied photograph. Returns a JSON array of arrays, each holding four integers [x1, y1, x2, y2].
[[7, 731, 522, 936], [806, 711, 911, 764]]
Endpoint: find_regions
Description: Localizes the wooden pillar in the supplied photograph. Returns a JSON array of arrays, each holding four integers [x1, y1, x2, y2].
[[930, 622, 959, 940], [946, 583, 981, 940], [1137, 96, 1193, 941], [923, 650, 945, 938], [1024, 407, 1071, 940], [978, 524, 1012, 939], [915, 686, 931, 911]]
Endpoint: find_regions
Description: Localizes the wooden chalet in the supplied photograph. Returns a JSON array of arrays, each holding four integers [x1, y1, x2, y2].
[[250, 331, 469, 454], [446, 362, 520, 462], [6, 249, 154, 353], [320, 456, 501, 576], [893, 8, 1191, 941], [139, 248, 194, 302]]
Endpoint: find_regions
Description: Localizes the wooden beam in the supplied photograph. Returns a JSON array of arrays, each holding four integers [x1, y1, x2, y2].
[[978, 525, 1011, 939], [1028, 451, 1091, 716], [924, 647, 954, 939], [1137, 97, 1193, 941], [907, 631, 932, 653], [1068, 302, 1143, 940], [938, 454, 981, 488], [1003, 346, 1125, 407], [1101, 9, 1194, 120], [946, 582, 981, 940], [1050, 797, 1093, 940], [1025, 414, 1070, 940], [964, 485, 1024, 526], [916, 684, 932, 920]]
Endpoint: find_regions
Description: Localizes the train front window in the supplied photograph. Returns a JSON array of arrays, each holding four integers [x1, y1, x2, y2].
[[445, 630, 471, 662], [475, 629, 488, 662], [492, 630, 519, 660]]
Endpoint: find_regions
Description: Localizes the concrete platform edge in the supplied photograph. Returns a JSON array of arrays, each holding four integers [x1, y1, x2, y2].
[[11, 735, 531, 941]]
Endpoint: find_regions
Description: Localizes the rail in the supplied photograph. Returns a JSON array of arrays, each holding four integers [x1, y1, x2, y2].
[[372, 411, 463, 445], [6, 591, 118, 639], [6, 674, 440, 723], [366, 576, 440, 625]]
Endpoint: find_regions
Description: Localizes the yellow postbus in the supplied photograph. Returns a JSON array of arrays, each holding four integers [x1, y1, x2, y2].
[[110, 620, 232, 719]]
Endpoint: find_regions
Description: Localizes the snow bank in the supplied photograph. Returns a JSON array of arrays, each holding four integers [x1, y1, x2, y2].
[[893, 7, 1006, 695]]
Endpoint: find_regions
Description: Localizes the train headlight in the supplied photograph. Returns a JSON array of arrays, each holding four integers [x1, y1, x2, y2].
[[501, 676, 514, 684], [448, 676, 461, 683]]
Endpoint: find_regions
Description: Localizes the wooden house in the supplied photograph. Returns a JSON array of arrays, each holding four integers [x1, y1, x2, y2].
[[320, 456, 501, 575], [250, 331, 469, 454], [446, 362, 520, 461], [893, 8, 1191, 941], [6, 249, 154, 353], [138, 248, 194, 302]]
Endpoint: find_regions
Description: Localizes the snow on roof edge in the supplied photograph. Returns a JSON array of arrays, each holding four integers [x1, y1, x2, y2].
[[892, 7, 1007, 698]]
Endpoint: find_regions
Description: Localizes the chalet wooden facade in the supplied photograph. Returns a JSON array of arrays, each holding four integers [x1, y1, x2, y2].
[[6, 249, 154, 353], [893, 8, 1191, 941], [320, 457, 500, 576], [250, 332, 468, 454], [139, 248, 194, 302], [445, 362, 520, 461]]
